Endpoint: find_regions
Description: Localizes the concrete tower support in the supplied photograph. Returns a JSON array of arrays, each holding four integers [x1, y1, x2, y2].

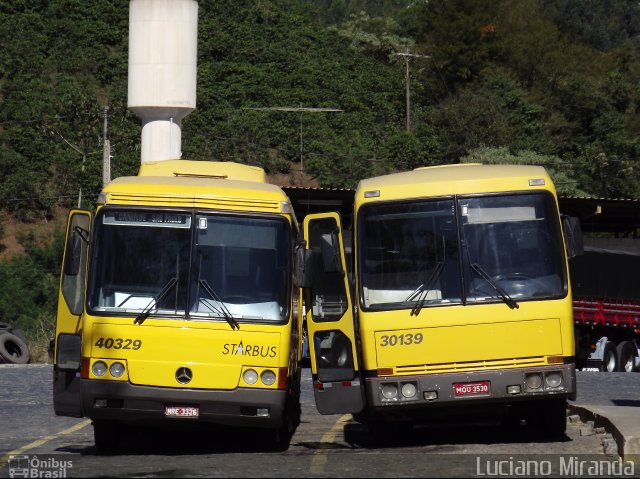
[[128, 0, 198, 163]]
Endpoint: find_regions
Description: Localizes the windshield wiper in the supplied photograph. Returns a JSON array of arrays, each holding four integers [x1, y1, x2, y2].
[[407, 261, 444, 316], [134, 277, 178, 325], [199, 279, 239, 330], [470, 263, 519, 310]]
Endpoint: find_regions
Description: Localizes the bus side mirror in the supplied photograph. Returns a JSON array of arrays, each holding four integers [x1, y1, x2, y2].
[[563, 216, 584, 258], [294, 242, 315, 288], [320, 232, 343, 274]]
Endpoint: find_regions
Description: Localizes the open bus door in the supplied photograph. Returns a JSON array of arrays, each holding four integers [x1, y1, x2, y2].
[[297, 212, 365, 415], [53, 210, 91, 417]]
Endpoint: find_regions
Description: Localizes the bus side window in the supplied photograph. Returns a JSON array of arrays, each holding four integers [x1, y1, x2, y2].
[[62, 214, 90, 315], [308, 219, 348, 322]]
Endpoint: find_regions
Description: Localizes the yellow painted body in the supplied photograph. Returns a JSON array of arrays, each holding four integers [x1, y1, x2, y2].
[[55, 161, 300, 402], [353, 164, 575, 375], [85, 321, 286, 390]]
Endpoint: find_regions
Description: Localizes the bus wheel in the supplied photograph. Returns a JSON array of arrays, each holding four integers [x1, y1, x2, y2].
[[603, 341, 618, 372], [617, 341, 637, 373], [540, 399, 567, 438], [264, 426, 291, 452], [367, 419, 413, 444], [93, 420, 120, 452]]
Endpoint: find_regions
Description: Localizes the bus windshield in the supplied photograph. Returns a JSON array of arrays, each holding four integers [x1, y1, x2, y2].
[[358, 192, 567, 311], [88, 209, 291, 322], [359, 199, 462, 310], [460, 193, 566, 304]]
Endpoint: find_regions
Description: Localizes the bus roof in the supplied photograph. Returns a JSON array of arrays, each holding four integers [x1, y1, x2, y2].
[[137, 160, 267, 183], [101, 161, 290, 214], [355, 164, 555, 205]]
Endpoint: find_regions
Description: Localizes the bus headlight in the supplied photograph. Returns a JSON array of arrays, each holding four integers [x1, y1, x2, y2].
[[261, 370, 276, 386], [545, 372, 563, 389], [243, 369, 258, 385], [92, 361, 107, 377], [109, 362, 125, 378], [381, 383, 398, 401], [401, 382, 417, 399], [525, 373, 543, 391]]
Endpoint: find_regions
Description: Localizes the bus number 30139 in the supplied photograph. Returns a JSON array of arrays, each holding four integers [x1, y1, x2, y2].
[[379, 333, 423, 347]]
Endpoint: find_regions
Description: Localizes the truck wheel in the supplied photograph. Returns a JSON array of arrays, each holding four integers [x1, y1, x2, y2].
[[0, 332, 30, 365], [617, 341, 637, 373], [603, 341, 618, 372]]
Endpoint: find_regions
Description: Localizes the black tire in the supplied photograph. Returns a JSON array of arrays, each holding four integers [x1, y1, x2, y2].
[[11, 328, 28, 345], [0, 322, 11, 331], [0, 332, 30, 364], [543, 399, 567, 438], [603, 341, 618, 372], [617, 341, 637, 373], [93, 420, 120, 452], [366, 419, 413, 444], [526, 399, 567, 438]]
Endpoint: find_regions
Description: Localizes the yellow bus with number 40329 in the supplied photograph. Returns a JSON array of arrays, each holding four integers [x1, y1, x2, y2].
[[295, 164, 582, 438], [53, 160, 302, 450]]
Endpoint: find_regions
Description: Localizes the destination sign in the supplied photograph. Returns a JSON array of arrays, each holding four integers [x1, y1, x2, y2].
[[103, 211, 191, 228]]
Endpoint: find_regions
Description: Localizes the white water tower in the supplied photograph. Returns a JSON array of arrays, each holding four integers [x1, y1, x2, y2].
[[128, 0, 198, 163]]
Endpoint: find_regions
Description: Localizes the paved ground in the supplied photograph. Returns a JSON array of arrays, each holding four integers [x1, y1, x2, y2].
[[569, 371, 640, 462], [1, 365, 631, 477]]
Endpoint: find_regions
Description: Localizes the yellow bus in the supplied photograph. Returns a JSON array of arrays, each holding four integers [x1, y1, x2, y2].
[[296, 164, 579, 437], [53, 160, 302, 450]]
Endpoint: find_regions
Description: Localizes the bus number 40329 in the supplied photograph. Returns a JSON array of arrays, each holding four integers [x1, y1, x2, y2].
[[94, 337, 142, 350]]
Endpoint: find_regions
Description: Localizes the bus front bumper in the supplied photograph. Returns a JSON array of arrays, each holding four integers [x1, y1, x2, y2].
[[365, 364, 576, 410], [80, 379, 287, 428]]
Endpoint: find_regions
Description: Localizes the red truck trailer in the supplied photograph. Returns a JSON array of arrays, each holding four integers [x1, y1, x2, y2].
[[571, 237, 640, 372]]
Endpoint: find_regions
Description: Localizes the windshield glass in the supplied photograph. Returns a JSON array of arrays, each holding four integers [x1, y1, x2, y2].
[[190, 215, 290, 322], [358, 192, 567, 312], [89, 211, 191, 315], [88, 209, 291, 323], [460, 193, 566, 303], [358, 199, 462, 310]]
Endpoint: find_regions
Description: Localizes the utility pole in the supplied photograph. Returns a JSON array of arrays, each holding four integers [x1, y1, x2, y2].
[[395, 52, 430, 132], [243, 106, 343, 186], [102, 106, 111, 187], [78, 150, 86, 208]]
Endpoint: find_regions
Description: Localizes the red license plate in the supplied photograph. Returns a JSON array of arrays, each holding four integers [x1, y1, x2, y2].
[[453, 381, 491, 397], [165, 405, 199, 418]]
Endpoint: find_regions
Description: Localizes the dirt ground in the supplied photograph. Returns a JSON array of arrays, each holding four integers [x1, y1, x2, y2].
[[0, 206, 69, 261]]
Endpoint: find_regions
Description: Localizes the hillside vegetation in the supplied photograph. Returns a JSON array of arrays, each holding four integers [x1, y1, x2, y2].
[[1, 0, 639, 346]]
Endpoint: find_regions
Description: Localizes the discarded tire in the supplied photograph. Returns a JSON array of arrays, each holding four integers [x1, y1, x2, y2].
[[0, 332, 30, 364], [0, 322, 11, 331]]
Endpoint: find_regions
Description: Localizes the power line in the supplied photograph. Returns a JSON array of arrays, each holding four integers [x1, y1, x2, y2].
[[243, 106, 343, 186], [0, 115, 68, 126], [1, 195, 77, 203]]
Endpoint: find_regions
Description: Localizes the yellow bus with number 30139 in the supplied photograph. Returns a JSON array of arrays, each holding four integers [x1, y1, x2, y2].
[[295, 164, 582, 437], [53, 160, 302, 450]]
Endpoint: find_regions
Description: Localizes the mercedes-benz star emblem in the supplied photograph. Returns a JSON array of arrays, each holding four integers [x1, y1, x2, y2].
[[175, 367, 193, 384]]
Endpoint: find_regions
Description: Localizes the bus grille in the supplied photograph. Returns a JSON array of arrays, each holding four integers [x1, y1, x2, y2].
[[394, 356, 547, 375]]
